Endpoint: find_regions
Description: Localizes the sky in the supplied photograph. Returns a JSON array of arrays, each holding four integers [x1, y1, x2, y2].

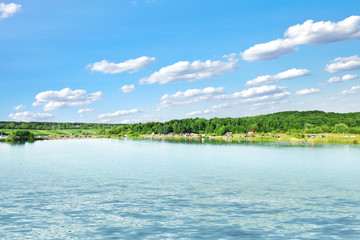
[[1, 0, 360, 123]]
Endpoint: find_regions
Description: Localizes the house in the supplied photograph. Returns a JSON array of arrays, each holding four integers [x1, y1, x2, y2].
[[248, 130, 254, 134]]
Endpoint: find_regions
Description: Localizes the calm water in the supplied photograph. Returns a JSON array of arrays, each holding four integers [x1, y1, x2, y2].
[[1, 139, 360, 239]]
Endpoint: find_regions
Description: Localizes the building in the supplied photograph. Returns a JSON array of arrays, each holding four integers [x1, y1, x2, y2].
[[226, 132, 233, 137]]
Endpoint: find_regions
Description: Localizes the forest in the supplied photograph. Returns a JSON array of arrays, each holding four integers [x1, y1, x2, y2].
[[2, 111, 359, 139], [107, 110, 360, 136]]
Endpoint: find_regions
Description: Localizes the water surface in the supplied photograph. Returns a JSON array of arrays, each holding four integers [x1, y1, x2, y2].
[[1, 139, 360, 239]]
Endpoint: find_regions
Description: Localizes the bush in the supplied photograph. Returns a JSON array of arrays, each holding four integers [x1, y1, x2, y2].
[[334, 123, 349, 133]]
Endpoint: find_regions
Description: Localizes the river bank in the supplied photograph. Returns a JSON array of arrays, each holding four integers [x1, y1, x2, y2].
[[140, 133, 359, 145], [1, 131, 359, 145]]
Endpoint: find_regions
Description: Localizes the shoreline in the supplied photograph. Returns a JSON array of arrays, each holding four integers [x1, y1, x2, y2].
[[0, 134, 360, 145], [2, 133, 358, 145], [139, 133, 359, 145]]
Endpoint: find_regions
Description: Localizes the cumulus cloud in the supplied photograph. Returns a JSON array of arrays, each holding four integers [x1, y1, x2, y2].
[[342, 74, 358, 81], [88, 56, 155, 74], [249, 100, 288, 111], [321, 74, 358, 85], [78, 108, 94, 118], [8, 112, 54, 122], [157, 87, 225, 110], [157, 96, 213, 110], [246, 68, 310, 86], [0, 3, 21, 19], [295, 88, 320, 95], [119, 115, 160, 124], [327, 76, 341, 84], [214, 85, 288, 100], [341, 86, 360, 95], [222, 53, 238, 61], [241, 39, 297, 62], [161, 87, 225, 101], [14, 104, 26, 110], [249, 101, 278, 111], [33, 88, 103, 111], [185, 109, 215, 117], [158, 85, 290, 113], [97, 108, 143, 122], [325, 55, 360, 73], [120, 84, 135, 93], [139, 59, 237, 85], [210, 91, 291, 110], [241, 15, 360, 61], [78, 108, 94, 114]]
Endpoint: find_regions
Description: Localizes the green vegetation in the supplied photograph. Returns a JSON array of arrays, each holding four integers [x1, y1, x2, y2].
[[1, 111, 360, 144], [5, 130, 35, 142], [0, 121, 121, 130], [102, 110, 360, 136]]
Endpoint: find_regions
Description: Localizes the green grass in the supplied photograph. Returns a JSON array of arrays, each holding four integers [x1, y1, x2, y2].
[[1, 129, 99, 136]]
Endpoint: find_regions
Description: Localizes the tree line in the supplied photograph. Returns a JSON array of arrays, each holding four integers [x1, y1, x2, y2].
[[0, 121, 120, 130], [105, 111, 360, 137], [1, 111, 360, 139]]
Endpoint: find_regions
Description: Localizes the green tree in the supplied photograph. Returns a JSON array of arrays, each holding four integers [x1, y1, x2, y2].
[[333, 123, 349, 133]]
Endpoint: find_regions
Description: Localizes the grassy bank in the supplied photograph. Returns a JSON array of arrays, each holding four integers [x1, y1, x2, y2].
[[140, 133, 359, 145], [0, 129, 99, 136], [1, 129, 358, 145]]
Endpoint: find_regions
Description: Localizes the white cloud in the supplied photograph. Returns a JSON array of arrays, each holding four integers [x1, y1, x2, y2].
[[241, 38, 297, 62], [327, 76, 341, 84], [241, 15, 360, 61], [78, 108, 95, 118], [342, 74, 358, 81], [120, 84, 135, 93], [78, 108, 94, 114], [157, 87, 225, 110], [295, 88, 320, 95], [14, 104, 26, 110], [88, 56, 155, 74], [215, 85, 288, 100], [8, 112, 54, 122], [222, 53, 238, 61], [97, 108, 143, 122], [185, 109, 215, 117], [0, 3, 21, 19], [33, 88, 103, 111], [161, 87, 225, 101], [157, 85, 290, 111], [249, 101, 287, 111], [120, 114, 160, 124], [139, 59, 237, 85], [246, 68, 310, 86], [341, 86, 360, 95], [325, 55, 360, 73], [157, 95, 213, 111], [321, 74, 358, 85], [211, 91, 291, 110]]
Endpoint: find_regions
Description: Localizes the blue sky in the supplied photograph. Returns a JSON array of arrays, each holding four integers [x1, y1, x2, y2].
[[1, 0, 360, 123]]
